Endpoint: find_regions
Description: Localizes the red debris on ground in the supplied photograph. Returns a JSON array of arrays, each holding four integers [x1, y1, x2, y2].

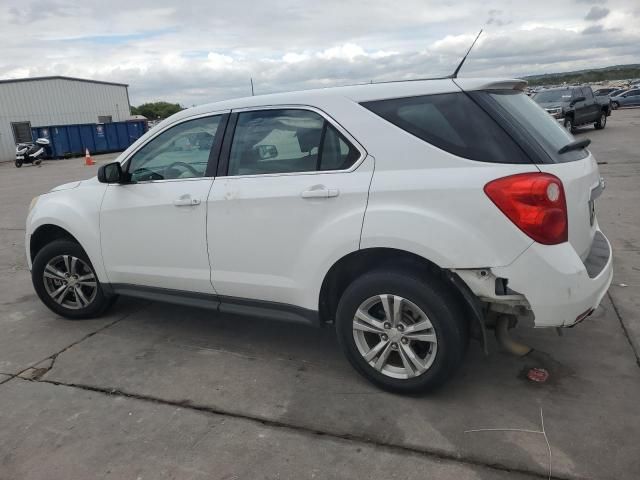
[[526, 368, 550, 383]]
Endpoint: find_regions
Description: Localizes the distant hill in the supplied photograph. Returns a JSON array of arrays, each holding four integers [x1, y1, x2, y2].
[[523, 64, 640, 86]]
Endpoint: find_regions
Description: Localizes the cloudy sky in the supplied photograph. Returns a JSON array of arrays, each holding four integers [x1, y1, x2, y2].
[[1, 0, 639, 106]]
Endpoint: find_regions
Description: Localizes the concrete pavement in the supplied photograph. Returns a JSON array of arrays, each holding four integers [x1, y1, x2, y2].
[[0, 111, 639, 479]]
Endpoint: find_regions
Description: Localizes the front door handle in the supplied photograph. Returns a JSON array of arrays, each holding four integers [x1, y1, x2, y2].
[[173, 195, 201, 207], [301, 187, 339, 199]]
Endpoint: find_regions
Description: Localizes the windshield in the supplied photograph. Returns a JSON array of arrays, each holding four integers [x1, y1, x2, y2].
[[532, 89, 572, 103], [482, 90, 588, 163]]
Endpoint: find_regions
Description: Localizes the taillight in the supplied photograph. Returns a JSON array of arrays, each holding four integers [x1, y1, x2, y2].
[[484, 173, 568, 245]]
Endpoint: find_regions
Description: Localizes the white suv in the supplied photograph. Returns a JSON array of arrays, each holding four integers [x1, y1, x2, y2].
[[26, 78, 613, 392]]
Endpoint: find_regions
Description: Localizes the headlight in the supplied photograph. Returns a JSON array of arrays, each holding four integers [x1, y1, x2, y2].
[[28, 196, 39, 213], [545, 108, 562, 119]]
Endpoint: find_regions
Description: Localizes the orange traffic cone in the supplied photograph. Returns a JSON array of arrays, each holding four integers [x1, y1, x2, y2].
[[84, 148, 95, 166]]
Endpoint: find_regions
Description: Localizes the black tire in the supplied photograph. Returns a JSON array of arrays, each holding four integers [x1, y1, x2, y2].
[[32, 240, 116, 319], [15, 159, 23, 168], [563, 116, 574, 132], [594, 111, 607, 130], [612, 101, 619, 110], [335, 269, 468, 394]]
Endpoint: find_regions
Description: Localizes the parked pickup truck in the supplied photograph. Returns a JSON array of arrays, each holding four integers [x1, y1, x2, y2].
[[533, 86, 611, 131]]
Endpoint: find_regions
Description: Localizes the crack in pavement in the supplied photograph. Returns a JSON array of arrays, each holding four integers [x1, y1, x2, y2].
[[0, 302, 150, 386], [607, 292, 640, 368], [14, 376, 572, 480]]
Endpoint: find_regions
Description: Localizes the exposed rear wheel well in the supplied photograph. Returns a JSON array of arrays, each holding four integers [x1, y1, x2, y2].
[[30, 225, 80, 263], [320, 248, 447, 318], [319, 247, 485, 347]]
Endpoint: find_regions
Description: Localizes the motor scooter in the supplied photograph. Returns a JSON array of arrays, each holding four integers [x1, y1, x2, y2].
[[15, 138, 52, 168]]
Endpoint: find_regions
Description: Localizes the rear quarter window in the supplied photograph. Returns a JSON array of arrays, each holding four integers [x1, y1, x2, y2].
[[474, 90, 588, 163], [360, 92, 530, 164]]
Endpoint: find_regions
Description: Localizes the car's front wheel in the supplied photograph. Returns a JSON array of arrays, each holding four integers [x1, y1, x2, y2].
[[32, 240, 116, 319], [335, 270, 467, 393], [563, 117, 574, 132], [611, 101, 619, 110]]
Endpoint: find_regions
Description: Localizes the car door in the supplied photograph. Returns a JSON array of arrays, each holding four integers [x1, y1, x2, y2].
[[626, 90, 640, 106], [206, 107, 373, 310], [583, 88, 599, 122], [100, 112, 228, 293], [570, 89, 584, 124]]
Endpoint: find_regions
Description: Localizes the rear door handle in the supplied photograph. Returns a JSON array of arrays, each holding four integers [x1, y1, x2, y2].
[[173, 195, 201, 206], [301, 188, 339, 199]]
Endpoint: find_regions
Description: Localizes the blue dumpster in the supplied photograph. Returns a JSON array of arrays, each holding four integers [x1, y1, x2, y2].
[[32, 120, 147, 158]]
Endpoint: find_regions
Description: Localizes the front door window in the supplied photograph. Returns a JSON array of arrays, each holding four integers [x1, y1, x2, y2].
[[128, 116, 221, 182]]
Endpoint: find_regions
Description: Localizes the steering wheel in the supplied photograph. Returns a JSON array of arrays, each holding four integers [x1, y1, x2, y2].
[[164, 161, 200, 178]]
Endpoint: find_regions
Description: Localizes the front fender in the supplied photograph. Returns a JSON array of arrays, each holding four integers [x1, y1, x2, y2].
[[27, 183, 107, 281]]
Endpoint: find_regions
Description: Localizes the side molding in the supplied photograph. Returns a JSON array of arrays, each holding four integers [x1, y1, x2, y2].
[[110, 284, 320, 327]]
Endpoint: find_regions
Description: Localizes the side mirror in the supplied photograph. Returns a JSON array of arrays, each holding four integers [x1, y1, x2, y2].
[[98, 161, 123, 183], [571, 96, 586, 105], [256, 144, 278, 160]]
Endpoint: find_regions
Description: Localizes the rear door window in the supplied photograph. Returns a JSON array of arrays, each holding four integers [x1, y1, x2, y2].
[[227, 109, 361, 176], [319, 124, 360, 171], [361, 93, 530, 164]]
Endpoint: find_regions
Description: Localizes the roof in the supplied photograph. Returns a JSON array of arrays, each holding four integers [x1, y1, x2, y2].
[[169, 77, 526, 124], [0, 75, 128, 87]]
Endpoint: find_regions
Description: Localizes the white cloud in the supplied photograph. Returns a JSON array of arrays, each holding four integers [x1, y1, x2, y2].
[[317, 43, 366, 61], [282, 52, 310, 63], [206, 52, 235, 69]]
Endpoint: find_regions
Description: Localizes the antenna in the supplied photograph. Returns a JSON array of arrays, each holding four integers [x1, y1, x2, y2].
[[450, 29, 483, 79], [250, 77, 255, 96]]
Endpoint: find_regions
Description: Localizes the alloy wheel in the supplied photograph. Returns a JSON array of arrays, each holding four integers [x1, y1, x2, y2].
[[352, 294, 438, 379], [43, 255, 97, 310], [564, 118, 573, 132]]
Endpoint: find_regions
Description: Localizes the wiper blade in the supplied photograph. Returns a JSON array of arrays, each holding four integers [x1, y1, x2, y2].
[[558, 138, 591, 154]]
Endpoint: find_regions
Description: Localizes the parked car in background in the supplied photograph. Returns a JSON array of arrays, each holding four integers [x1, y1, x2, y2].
[[593, 87, 618, 96], [26, 78, 612, 393], [533, 86, 611, 131], [608, 88, 627, 100], [610, 89, 640, 109]]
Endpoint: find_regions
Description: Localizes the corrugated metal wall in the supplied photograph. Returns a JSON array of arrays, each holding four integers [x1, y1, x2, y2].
[[0, 78, 130, 161]]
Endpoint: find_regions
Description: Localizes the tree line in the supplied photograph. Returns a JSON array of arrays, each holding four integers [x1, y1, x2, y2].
[[525, 64, 640, 87], [130, 101, 184, 119]]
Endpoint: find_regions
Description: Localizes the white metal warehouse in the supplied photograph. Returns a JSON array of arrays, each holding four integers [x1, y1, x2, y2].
[[0, 76, 130, 162]]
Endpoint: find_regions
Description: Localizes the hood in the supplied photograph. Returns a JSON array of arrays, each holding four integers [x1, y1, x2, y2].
[[536, 101, 568, 109], [81, 176, 101, 186], [49, 181, 81, 192], [49, 176, 101, 193]]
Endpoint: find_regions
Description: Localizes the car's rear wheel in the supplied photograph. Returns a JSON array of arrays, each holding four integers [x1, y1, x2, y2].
[[32, 240, 116, 319], [595, 111, 607, 130], [335, 270, 467, 393]]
